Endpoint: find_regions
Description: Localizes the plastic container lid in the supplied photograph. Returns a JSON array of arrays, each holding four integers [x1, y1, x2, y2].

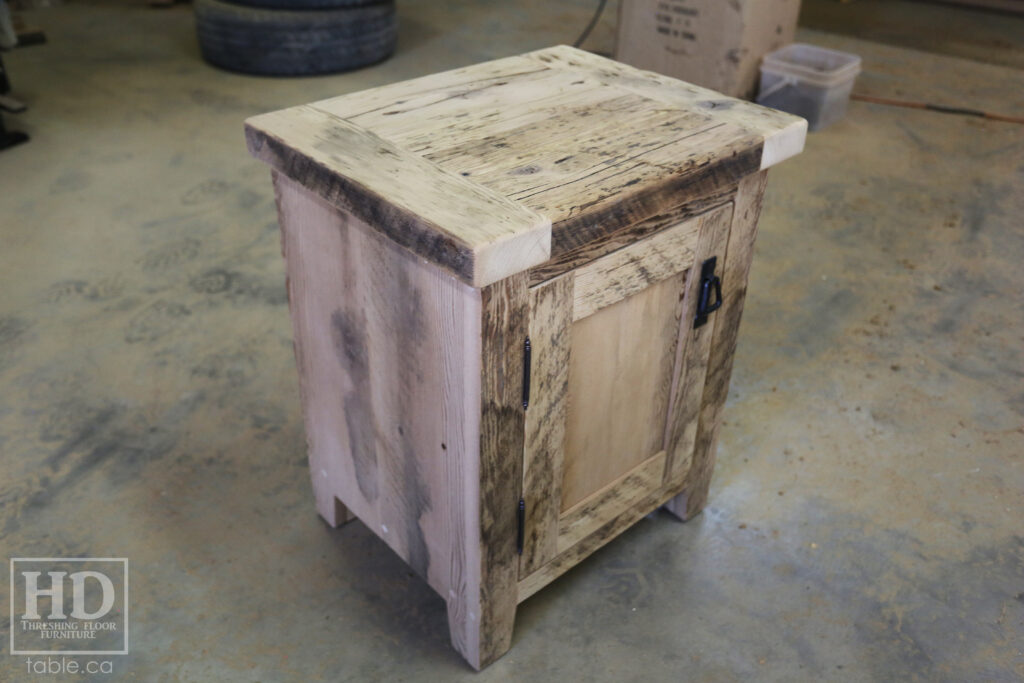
[[761, 43, 861, 88]]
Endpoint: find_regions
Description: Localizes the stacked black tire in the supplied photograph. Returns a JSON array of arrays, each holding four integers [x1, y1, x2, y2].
[[195, 0, 396, 76]]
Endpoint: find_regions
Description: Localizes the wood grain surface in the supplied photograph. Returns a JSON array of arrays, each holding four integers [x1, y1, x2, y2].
[[518, 274, 573, 578], [461, 273, 530, 669], [255, 47, 796, 669], [515, 204, 727, 596], [274, 171, 483, 598], [561, 272, 685, 512], [528, 182, 736, 285], [518, 471, 684, 603], [248, 107, 550, 288], [248, 46, 803, 285], [557, 450, 667, 553], [666, 171, 769, 521], [526, 45, 806, 171], [568, 205, 731, 321], [662, 203, 734, 485]]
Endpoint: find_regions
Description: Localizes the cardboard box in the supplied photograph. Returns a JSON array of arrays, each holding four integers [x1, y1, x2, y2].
[[616, 0, 802, 99]]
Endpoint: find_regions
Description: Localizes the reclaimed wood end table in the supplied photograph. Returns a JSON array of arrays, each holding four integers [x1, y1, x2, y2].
[[246, 45, 805, 669]]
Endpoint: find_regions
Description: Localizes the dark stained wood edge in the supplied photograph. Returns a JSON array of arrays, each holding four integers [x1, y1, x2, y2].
[[661, 203, 734, 484], [471, 272, 530, 668], [528, 185, 736, 286], [518, 471, 689, 603], [675, 170, 769, 520], [556, 450, 666, 552], [248, 124, 478, 284], [518, 274, 573, 577], [547, 142, 762, 258]]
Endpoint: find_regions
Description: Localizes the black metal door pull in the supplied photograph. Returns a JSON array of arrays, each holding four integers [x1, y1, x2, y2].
[[694, 257, 723, 329], [516, 498, 525, 555]]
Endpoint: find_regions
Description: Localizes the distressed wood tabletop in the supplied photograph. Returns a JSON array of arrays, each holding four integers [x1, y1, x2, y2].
[[246, 45, 806, 287]]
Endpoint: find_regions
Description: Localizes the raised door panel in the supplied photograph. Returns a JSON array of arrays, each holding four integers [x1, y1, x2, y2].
[[560, 273, 683, 511], [518, 201, 734, 588]]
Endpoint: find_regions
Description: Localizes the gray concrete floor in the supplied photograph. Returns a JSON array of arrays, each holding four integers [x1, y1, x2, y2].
[[1, 1, 1023, 680], [801, 0, 1024, 69]]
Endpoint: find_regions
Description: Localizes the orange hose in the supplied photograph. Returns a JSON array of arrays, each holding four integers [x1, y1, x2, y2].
[[851, 93, 1024, 124]]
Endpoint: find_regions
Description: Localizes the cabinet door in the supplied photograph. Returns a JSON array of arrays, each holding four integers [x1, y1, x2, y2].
[[518, 202, 734, 584]]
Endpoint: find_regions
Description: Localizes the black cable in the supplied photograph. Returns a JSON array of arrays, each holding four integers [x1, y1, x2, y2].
[[573, 0, 608, 48], [850, 93, 1024, 125]]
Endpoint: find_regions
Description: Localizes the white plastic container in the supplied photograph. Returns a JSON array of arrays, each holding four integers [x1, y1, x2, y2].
[[757, 44, 862, 131]]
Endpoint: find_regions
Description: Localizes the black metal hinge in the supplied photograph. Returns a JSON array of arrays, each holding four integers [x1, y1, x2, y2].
[[521, 337, 531, 410], [516, 498, 525, 555], [694, 256, 724, 329], [517, 337, 530, 556]]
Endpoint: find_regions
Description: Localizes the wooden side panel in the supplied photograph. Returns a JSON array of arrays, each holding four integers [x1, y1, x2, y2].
[[662, 204, 734, 484], [274, 171, 482, 599], [668, 171, 769, 520], [557, 450, 666, 553], [450, 273, 529, 670], [247, 106, 550, 288], [561, 272, 686, 512], [518, 275, 573, 578], [445, 335, 484, 669]]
